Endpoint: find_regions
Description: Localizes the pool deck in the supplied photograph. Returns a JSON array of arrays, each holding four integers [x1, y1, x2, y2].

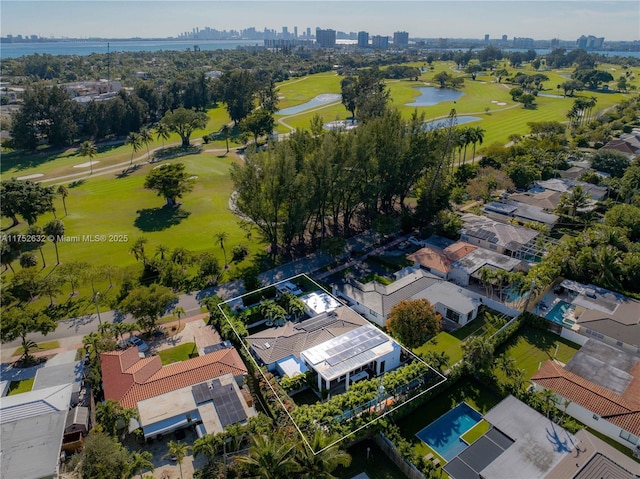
[[535, 292, 578, 328]]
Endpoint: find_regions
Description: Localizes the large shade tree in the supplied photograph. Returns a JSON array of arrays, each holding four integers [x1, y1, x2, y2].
[[386, 298, 440, 348], [143, 162, 195, 207], [160, 107, 209, 147], [0, 179, 55, 227], [0, 306, 57, 362], [119, 284, 177, 332]]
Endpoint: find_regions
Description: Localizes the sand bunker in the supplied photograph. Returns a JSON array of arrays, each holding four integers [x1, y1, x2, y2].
[[496, 102, 507, 106], [16, 173, 44, 180], [491, 100, 499, 104], [73, 161, 99, 168]]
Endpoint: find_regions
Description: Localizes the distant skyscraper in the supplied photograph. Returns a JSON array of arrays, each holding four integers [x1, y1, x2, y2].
[[502, 34, 508, 42], [358, 31, 369, 48], [307, 27, 311, 39], [294, 26, 298, 38], [484, 34, 490, 43], [393, 31, 409, 48], [316, 28, 336, 48], [577, 35, 605, 50], [371, 35, 389, 49]]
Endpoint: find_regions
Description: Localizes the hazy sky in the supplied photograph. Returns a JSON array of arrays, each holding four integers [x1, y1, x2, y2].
[[2, 1, 639, 41]]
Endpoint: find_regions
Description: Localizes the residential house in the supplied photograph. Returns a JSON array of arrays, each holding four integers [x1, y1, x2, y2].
[[336, 268, 440, 326], [246, 305, 369, 374], [459, 213, 539, 258], [447, 247, 524, 287], [444, 395, 578, 479], [0, 384, 73, 479], [532, 178, 608, 201], [407, 241, 477, 279], [412, 281, 482, 326], [532, 340, 640, 449], [300, 323, 402, 392], [483, 200, 559, 226], [551, 279, 640, 353], [100, 346, 251, 439]]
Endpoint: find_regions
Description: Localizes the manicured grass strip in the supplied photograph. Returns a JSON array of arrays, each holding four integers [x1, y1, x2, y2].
[[461, 419, 491, 445], [585, 427, 638, 461], [7, 378, 35, 396], [157, 342, 197, 365], [496, 326, 581, 380], [13, 340, 60, 357], [414, 332, 463, 366]]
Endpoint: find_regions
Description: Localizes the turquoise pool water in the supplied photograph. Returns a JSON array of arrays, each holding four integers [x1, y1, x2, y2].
[[545, 301, 572, 325], [416, 402, 482, 461], [504, 286, 528, 303]]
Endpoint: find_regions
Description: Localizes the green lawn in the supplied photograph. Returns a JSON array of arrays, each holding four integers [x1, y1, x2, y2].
[[13, 340, 60, 357], [335, 438, 406, 479], [495, 325, 581, 380], [450, 308, 505, 341], [7, 378, 35, 396], [157, 342, 197, 365], [2, 153, 266, 308], [414, 332, 463, 366], [395, 379, 503, 464], [460, 419, 491, 444]]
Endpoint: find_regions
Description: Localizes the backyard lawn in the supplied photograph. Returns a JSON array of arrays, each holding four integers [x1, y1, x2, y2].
[[7, 378, 35, 396], [414, 332, 463, 367], [157, 342, 197, 365], [495, 325, 581, 380], [335, 438, 406, 479]]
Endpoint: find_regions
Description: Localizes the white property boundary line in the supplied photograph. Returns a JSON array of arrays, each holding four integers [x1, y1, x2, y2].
[[218, 273, 447, 455]]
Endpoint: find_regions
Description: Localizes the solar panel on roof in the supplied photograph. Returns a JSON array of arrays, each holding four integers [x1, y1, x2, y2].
[[210, 379, 247, 427], [192, 383, 212, 405]]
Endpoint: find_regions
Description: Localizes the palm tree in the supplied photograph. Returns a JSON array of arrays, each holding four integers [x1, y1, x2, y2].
[[214, 232, 229, 268], [130, 237, 148, 266], [567, 185, 590, 218], [163, 440, 190, 479], [139, 126, 153, 161], [155, 244, 169, 260], [235, 433, 298, 479], [193, 433, 223, 464], [295, 431, 352, 479], [220, 124, 231, 154], [173, 306, 186, 330], [44, 219, 65, 264], [155, 122, 171, 152], [57, 185, 69, 216], [470, 126, 485, 163], [129, 451, 154, 479], [79, 140, 98, 175], [126, 132, 142, 169]]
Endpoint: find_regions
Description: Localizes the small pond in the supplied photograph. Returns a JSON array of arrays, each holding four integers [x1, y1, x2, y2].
[[423, 116, 482, 130], [407, 87, 465, 106], [278, 93, 342, 115]]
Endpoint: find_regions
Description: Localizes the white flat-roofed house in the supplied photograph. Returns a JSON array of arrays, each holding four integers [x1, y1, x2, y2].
[[412, 281, 482, 327], [299, 291, 341, 316], [300, 323, 402, 392]]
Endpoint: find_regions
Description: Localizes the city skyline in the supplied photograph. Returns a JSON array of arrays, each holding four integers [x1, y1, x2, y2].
[[2, 1, 639, 42]]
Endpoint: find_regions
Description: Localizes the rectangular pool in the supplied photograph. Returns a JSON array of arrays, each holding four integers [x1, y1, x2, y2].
[[415, 402, 482, 461], [545, 301, 572, 325]]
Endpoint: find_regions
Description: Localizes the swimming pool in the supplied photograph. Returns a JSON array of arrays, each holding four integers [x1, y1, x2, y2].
[[503, 286, 528, 303], [545, 300, 572, 325], [416, 402, 482, 461]]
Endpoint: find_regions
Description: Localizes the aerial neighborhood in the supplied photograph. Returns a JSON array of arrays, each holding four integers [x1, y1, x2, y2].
[[1, 9, 640, 479]]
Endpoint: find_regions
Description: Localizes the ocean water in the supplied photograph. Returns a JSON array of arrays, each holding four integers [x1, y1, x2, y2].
[[0, 39, 262, 58]]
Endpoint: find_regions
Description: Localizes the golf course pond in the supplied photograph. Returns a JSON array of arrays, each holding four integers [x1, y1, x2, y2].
[[278, 93, 342, 115], [407, 87, 465, 106]]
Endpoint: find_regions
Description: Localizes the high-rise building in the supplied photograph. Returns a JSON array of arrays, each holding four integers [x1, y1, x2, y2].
[[307, 27, 312, 39], [371, 35, 389, 49], [577, 35, 605, 50], [393, 31, 409, 48], [484, 34, 490, 43], [501, 34, 508, 42], [294, 26, 298, 38], [316, 28, 336, 48], [358, 31, 369, 48]]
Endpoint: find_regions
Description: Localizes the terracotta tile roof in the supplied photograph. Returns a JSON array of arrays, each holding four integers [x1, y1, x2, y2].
[[531, 361, 640, 436], [443, 242, 477, 261], [407, 243, 477, 274], [101, 347, 247, 409]]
